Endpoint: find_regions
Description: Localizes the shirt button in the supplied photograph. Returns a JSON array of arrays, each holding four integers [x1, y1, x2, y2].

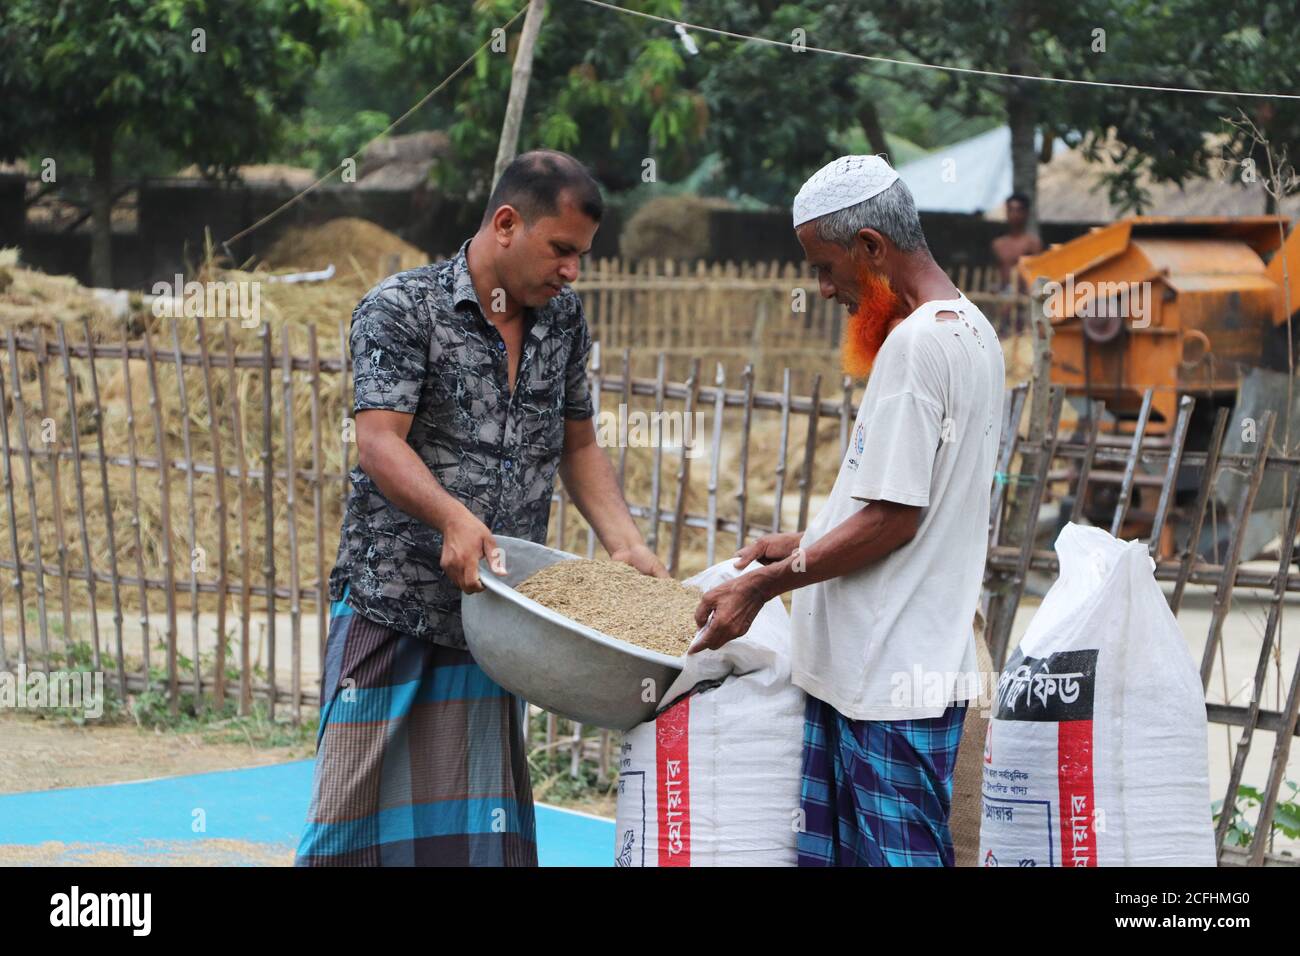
[[497, 341, 505, 350], [503, 459, 513, 470]]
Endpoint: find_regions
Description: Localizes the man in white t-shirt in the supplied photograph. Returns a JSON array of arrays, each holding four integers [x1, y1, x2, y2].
[[690, 155, 1004, 866]]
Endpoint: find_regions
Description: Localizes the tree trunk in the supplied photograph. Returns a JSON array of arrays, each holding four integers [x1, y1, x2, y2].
[[89, 127, 114, 288], [860, 101, 890, 159], [1005, 0, 1039, 233], [1007, 87, 1039, 234]]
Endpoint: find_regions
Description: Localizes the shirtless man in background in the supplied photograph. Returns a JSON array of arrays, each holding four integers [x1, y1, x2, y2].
[[992, 192, 1043, 289], [991, 192, 1042, 334]]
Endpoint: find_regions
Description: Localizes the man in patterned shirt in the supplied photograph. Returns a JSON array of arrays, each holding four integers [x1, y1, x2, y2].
[[296, 150, 668, 866]]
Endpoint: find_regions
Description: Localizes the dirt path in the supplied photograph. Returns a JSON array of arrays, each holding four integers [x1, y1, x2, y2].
[[0, 713, 311, 795], [0, 840, 295, 866]]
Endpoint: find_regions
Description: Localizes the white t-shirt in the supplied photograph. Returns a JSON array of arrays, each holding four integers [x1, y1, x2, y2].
[[790, 293, 1004, 720]]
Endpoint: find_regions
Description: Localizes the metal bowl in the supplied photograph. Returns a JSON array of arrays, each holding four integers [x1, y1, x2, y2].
[[461, 535, 685, 731]]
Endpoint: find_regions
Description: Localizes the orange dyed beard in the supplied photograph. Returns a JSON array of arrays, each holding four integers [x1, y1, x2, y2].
[[840, 267, 901, 378]]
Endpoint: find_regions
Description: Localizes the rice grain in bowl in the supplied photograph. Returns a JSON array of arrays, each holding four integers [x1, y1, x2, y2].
[[516, 559, 702, 657]]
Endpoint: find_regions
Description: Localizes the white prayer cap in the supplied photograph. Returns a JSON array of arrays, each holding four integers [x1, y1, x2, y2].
[[792, 154, 901, 228]]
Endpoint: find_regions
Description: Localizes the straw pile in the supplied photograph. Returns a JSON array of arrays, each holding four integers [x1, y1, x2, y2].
[[259, 217, 427, 275], [619, 195, 734, 261], [516, 559, 703, 656], [0, 250, 361, 620], [0, 242, 1043, 626]]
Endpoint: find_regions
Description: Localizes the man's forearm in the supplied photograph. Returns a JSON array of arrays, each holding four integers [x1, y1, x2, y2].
[[559, 440, 644, 553], [748, 503, 917, 601], [360, 432, 469, 533]]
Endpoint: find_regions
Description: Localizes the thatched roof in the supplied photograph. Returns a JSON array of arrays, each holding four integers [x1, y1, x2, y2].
[[1028, 143, 1300, 222]]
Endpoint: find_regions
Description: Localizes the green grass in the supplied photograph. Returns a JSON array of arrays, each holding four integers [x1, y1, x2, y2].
[[12, 634, 316, 749], [1213, 779, 1300, 854]]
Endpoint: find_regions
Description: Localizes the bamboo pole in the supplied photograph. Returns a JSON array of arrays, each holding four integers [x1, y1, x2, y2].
[[1250, 620, 1300, 866], [0, 355, 28, 673], [170, 318, 202, 708], [736, 363, 754, 550], [647, 353, 666, 553], [55, 324, 101, 671], [981, 385, 1031, 632], [308, 325, 327, 664], [142, 324, 179, 713], [1198, 411, 1276, 690], [491, 0, 547, 188], [81, 318, 125, 697], [119, 323, 151, 687], [1108, 388, 1154, 536], [597, 258, 610, 348], [797, 373, 822, 531], [196, 317, 229, 708], [1004, 283, 1054, 559], [569, 721, 583, 779], [222, 322, 254, 716], [668, 358, 699, 575], [259, 323, 277, 718], [586, 340, 602, 559], [705, 362, 725, 566], [662, 259, 675, 352], [33, 328, 74, 656], [771, 368, 792, 533], [988, 387, 1066, 668], [1149, 396, 1196, 557], [617, 348, 631, 491], [613, 263, 625, 351], [281, 326, 302, 723], [1173, 409, 1229, 616], [1068, 399, 1104, 523], [1216, 468, 1300, 856]]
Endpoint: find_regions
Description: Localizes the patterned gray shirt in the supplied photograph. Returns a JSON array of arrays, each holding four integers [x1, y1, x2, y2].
[[328, 238, 594, 647]]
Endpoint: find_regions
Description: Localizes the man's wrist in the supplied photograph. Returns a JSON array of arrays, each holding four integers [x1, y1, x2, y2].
[[605, 530, 648, 556], [747, 560, 788, 603]]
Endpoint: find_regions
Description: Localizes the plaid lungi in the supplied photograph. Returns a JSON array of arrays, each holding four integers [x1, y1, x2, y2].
[[295, 583, 538, 866], [797, 694, 966, 867]]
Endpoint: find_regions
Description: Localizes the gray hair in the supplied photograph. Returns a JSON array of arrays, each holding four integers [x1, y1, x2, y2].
[[811, 179, 929, 253]]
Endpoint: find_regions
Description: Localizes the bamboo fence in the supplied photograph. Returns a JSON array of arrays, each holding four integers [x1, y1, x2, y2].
[[573, 257, 1026, 390], [0, 261, 1294, 864]]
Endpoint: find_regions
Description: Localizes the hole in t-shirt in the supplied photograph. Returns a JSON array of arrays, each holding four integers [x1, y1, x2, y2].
[[935, 309, 961, 322]]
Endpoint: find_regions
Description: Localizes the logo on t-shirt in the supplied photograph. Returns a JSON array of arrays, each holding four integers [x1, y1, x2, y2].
[[853, 422, 865, 455]]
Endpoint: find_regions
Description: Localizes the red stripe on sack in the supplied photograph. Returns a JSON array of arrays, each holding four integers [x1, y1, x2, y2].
[[655, 697, 690, 867], [1057, 719, 1096, 867]]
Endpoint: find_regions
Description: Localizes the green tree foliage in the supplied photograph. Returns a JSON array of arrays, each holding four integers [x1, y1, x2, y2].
[[303, 0, 1002, 206], [376, 0, 704, 200], [1061, 2, 1300, 214], [868, 0, 1299, 216], [0, 0, 368, 285]]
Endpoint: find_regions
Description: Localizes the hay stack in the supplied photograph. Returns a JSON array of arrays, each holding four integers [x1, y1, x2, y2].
[[259, 217, 428, 277], [619, 194, 734, 262], [0, 256, 357, 622]]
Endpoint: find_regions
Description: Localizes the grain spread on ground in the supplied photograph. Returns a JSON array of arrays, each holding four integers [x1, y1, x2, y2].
[[516, 559, 703, 656]]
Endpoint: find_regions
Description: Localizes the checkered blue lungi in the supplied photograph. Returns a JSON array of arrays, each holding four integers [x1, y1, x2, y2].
[[797, 694, 966, 867], [295, 582, 537, 866]]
